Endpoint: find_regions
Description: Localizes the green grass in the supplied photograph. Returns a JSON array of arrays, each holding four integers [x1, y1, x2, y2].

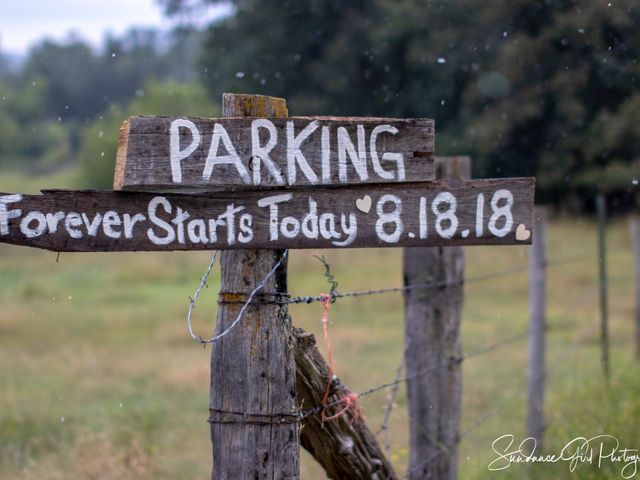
[[0, 171, 638, 478]]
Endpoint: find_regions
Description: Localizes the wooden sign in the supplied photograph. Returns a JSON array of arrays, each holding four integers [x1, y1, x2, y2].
[[0, 178, 534, 252], [114, 116, 435, 191]]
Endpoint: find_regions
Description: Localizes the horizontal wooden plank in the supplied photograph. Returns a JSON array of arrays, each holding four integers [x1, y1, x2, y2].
[[0, 178, 534, 252], [114, 116, 435, 191]]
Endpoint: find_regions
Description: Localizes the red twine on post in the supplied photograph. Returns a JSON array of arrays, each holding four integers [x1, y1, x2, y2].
[[319, 293, 361, 423]]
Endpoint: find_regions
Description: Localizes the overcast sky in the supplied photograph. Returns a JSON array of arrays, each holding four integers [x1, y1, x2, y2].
[[0, 0, 229, 54]]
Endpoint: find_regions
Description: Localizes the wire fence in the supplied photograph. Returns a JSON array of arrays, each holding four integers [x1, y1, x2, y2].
[[187, 232, 637, 477], [187, 249, 603, 411]]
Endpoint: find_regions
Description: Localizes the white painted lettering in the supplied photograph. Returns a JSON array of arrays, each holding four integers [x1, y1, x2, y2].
[[170, 119, 201, 183], [123, 213, 146, 239], [187, 219, 208, 244], [218, 204, 244, 245], [332, 213, 357, 246], [20, 211, 47, 238], [286, 120, 319, 185], [208, 218, 225, 244], [148, 196, 176, 245], [370, 125, 404, 181], [488, 190, 514, 237], [432, 192, 458, 239], [301, 199, 319, 239], [338, 125, 368, 182], [321, 126, 331, 182], [280, 217, 300, 239], [82, 213, 103, 237], [171, 207, 190, 244], [102, 211, 122, 239], [319, 213, 341, 240], [419, 196, 427, 239], [375, 195, 403, 243], [203, 123, 250, 184], [65, 213, 83, 239], [45, 212, 65, 234], [0, 194, 22, 235], [258, 194, 293, 241], [238, 214, 254, 244], [251, 119, 285, 185]]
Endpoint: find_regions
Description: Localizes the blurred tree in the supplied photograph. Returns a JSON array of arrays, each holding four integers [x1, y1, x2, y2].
[[23, 37, 99, 122], [23, 29, 189, 123], [0, 50, 10, 77], [462, 0, 640, 207], [77, 79, 217, 188], [162, 0, 640, 210], [163, 0, 487, 124], [0, 28, 206, 172], [0, 77, 71, 169], [0, 101, 20, 160]]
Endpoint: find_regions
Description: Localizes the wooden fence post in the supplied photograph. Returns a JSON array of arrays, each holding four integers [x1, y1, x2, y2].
[[294, 328, 397, 479], [403, 156, 469, 480], [596, 193, 610, 380], [631, 215, 640, 359], [526, 207, 547, 450], [209, 94, 299, 479]]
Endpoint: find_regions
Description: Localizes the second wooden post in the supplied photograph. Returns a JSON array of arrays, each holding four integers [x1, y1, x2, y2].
[[209, 94, 299, 479], [403, 157, 469, 480]]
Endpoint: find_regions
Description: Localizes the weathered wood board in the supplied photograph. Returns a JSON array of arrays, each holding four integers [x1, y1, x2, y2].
[[0, 178, 534, 252], [114, 116, 435, 191]]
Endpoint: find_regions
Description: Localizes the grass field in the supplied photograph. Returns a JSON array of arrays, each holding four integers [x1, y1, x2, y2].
[[1, 170, 639, 479]]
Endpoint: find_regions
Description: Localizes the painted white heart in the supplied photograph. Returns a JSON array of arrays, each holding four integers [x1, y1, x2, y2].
[[515, 223, 531, 241], [355, 195, 372, 214]]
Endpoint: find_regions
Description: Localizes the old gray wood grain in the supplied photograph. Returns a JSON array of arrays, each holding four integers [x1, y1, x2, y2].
[[403, 156, 469, 480], [0, 177, 535, 252], [114, 115, 435, 191], [526, 207, 547, 451], [293, 328, 397, 480], [209, 93, 299, 480]]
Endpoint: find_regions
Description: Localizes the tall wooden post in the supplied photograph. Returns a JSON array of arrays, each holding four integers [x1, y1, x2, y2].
[[631, 215, 640, 359], [596, 193, 610, 380], [526, 207, 547, 450], [209, 94, 299, 479], [403, 156, 469, 480]]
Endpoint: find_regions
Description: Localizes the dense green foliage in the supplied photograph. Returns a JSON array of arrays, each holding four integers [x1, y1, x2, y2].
[[0, 28, 205, 178], [1, 1, 638, 208], [164, 0, 639, 209], [77, 80, 216, 188]]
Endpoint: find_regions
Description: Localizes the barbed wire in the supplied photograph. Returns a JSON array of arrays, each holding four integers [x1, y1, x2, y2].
[[187, 250, 218, 343], [376, 280, 603, 476], [400, 311, 605, 478], [190, 261, 590, 416], [285, 250, 595, 305], [402, 448, 444, 479], [456, 285, 602, 443], [180, 230, 637, 480], [314, 254, 339, 301], [184, 246, 614, 426], [376, 358, 404, 455], [187, 250, 288, 344], [295, 325, 533, 423]]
